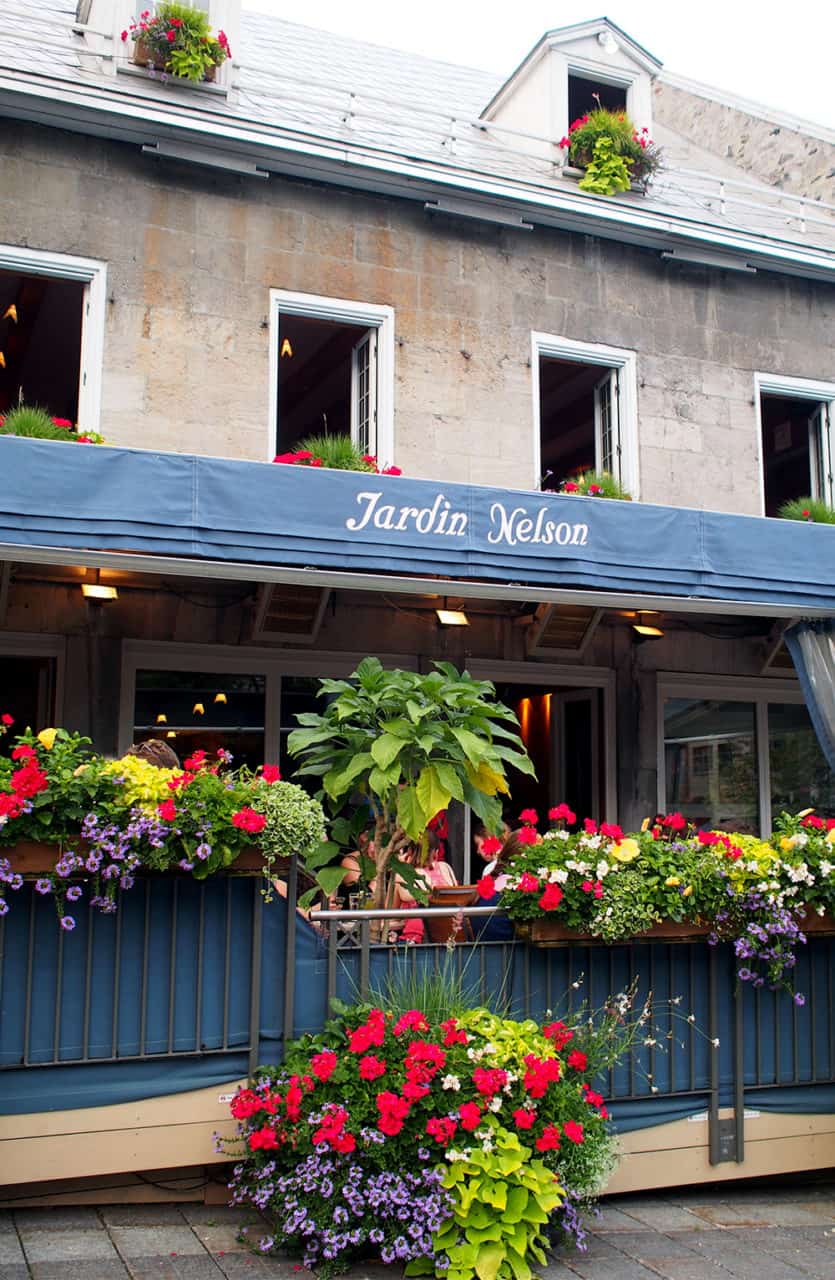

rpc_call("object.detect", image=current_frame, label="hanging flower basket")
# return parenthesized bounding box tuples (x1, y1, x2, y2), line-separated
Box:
(132, 35, 217, 81)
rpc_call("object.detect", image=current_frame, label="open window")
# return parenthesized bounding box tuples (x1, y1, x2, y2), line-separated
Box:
(0, 246, 106, 428)
(567, 72, 627, 122)
(757, 376, 835, 516)
(533, 334, 637, 494)
(270, 291, 394, 463)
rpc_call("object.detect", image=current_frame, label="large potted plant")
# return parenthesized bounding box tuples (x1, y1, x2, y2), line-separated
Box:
(122, 3, 231, 83)
(287, 658, 534, 913)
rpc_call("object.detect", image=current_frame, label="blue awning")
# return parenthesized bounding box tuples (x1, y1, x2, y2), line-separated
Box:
(2, 437, 835, 610)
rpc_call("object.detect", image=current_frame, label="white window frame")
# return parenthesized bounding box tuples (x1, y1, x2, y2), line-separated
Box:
(269, 290, 395, 466)
(656, 672, 809, 836)
(755, 372, 835, 515)
(531, 332, 640, 498)
(0, 632, 67, 725)
(118, 640, 414, 760)
(556, 55, 653, 145)
(0, 244, 107, 433)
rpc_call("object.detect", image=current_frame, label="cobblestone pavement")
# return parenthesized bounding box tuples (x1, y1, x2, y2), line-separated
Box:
(2, 1180, 835, 1279)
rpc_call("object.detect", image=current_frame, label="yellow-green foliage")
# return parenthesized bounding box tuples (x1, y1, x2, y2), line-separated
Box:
(406, 1118, 562, 1280)
(102, 755, 177, 810)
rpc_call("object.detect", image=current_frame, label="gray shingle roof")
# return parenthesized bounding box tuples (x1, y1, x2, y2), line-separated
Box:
(1, 2, 834, 256)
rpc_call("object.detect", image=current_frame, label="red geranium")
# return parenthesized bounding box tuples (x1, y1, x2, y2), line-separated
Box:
(519, 808, 539, 825)
(262, 764, 281, 783)
(472, 1066, 508, 1097)
(513, 1107, 536, 1129)
(157, 799, 178, 821)
(663, 812, 686, 832)
(231, 807, 267, 834)
(393, 1009, 430, 1036)
(543, 1021, 573, 1051)
(567, 1049, 588, 1072)
(538, 883, 564, 912)
(517, 826, 539, 846)
(458, 1101, 482, 1131)
(310, 1050, 338, 1082)
(358, 1055, 386, 1081)
(599, 823, 623, 841)
(563, 1120, 585, 1144)
(440, 1018, 468, 1047)
(583, 818, 598, 834)
(480, 835, 503, 858)
(426, 1116, 458, 1146)
(535, 1124, 561, 1152)
(248, 1126, 280, 1151)
(476, 875, 496, 900)
(548, 803, 575, 823)
(1, 713, 13, 726)
(348, 1009, 386, 1053)
(518, 872, 540, 893)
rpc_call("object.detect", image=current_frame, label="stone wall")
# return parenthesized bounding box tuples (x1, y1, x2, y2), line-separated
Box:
(2, 121, 835, 514)
(655, 79, 835, 204)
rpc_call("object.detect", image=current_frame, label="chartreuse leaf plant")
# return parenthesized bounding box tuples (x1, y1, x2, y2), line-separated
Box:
(287, 658, 535, 909)
(406, 1118, 562, 1280)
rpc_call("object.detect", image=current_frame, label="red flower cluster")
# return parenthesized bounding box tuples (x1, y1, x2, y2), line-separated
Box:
(440, 1017, 468, 1047)
(272, 450, 402, 477)
(393, 1009, 430, 1036)
(347, 1008, 386, 1053)
(231, 807, 267, 834)
(523, 1054, 561, 1098)
(359, 1054, 387, 1081)
(1, 742, 50, 819)
(548, 803, 576, 824)
(310, 1049, 338, 1081)
(313, 1104, 356, 1154)
(543, 1020, 573, 1050)
(538, 882, 564, 911)
(426, 1115, 458, 1146)
(472, 1066, 508, 1097)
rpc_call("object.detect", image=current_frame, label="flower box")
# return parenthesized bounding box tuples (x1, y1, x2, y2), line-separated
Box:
(514, 917, 712, 948)
(4, 840, 267, 877)
(132, 36, 217, 81)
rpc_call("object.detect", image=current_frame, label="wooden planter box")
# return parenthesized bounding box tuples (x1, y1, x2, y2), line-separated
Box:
(515, 916, 712, 948)
(4, 840, 266, 877)
(132, 37, 217, 81)
(515, 910, 835, 947)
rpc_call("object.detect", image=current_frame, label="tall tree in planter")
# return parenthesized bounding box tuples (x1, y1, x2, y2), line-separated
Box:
(287, 658, 534, 909)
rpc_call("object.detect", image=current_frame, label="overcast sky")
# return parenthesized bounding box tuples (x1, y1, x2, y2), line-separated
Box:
(243, 0, 834, 132)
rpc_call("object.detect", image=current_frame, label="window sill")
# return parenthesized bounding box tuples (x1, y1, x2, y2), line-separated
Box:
(116, 62, 228, 98)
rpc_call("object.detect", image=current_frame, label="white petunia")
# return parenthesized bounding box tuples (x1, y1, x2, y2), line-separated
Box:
(442, 1074, 461, 1091)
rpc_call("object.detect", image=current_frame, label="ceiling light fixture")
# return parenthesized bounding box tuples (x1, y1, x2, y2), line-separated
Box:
(214, 692, 228, 704)
(156, 713, 168, 725)
(192, 702, 205, 716)
(166, 730, 177, 739)
(436, 597, 469, 626)
(81, 568, 118, 600)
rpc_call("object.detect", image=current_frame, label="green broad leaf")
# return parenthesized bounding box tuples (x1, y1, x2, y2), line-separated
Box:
(449, 1242, 479, 1269)
(416, 733, 437, 754)
(286, 726, 337, 753)
(191, 858, 211, 881)
(371, 733, 406, 769)
(369, 763, 402, 795)
(450, 726, 489, 764)
(505, 1245, 532, 1280)
(462, 780, 503, 830)
(433, 1224, 460, 1251)
(315, 864, 348, 897)
(485, 1179, 507, 1211)
(323, 751, 374, 799)
(397, 785, 426, 841)
(467, 1223, 503, 1244)
(404, 1261, 434, 1277)
(355, 656, 384, 685)
(297, 887, 319, 910)
(406, 698, 425, 724)
(491, 744, 537, 777)
(474, 1242, 505, 1280)
(293, 711, 326, 727)
(431, 760, 465, 801)
(303, 840, 341, 870)
(380, 717, 414, 739)
(503, 1186, 529, 1224)
(462, 1204, 491, 1230)
(416, 765, 452, 822)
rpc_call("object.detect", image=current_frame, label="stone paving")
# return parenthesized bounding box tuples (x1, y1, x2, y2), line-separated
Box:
(2, 1179, 835, 1279)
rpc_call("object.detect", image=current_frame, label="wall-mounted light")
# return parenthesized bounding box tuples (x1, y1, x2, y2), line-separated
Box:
(81, 569, 117, 601)
(597, 29, 619, 54)
(156, 713, 168, 725)
(166, 730, 177, 739)
(192, 702, 205, 716)
(280, 337, 293, 358)
(214, 692, 228, 705)
(632, 612, 664, 638)
(436, 597, 469, 626)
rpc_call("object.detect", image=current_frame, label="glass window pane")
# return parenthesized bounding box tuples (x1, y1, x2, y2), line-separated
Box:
(279, 675, 322, 781)
(134, 670, 265, 769)
(664, 698, 759, 833)
(769, 702, 835, 817)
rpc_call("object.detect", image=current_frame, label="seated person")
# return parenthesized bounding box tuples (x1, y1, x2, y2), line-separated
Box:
(473, 828, 535, 943)
(394, 832, 458, 944)
(340, 828, 377, 896)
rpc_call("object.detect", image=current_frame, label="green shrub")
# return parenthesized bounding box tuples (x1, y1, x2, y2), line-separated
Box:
(0, 406, 71, 440)
(778, 496, 835, 524)
(298, 433, 378, 471)
(563, 107, 661, 186)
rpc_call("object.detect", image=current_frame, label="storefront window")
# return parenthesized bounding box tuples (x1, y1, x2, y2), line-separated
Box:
(0, 656, 57, 755)
(769, 702, 835, 816)
(133, 670, 266, 768)
(664, 699, 759, 834)
(279, 675, 322, 780)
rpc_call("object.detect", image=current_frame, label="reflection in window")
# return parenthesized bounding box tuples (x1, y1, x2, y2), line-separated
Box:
(769, 703, 835, 817)
(134, 671, 266, 769)
(664, 699, 759, 834)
